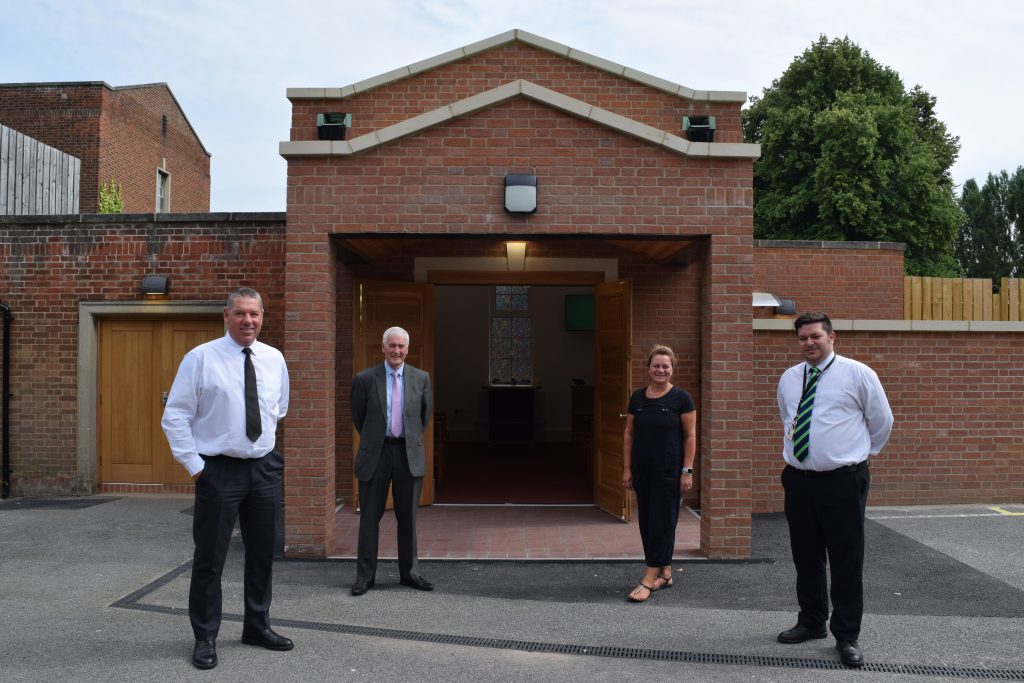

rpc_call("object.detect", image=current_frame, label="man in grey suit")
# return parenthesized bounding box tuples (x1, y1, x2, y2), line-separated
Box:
(350, 326, 434, 596)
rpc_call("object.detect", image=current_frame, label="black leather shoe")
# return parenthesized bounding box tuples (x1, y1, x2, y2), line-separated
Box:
(192, 639, 217, 669)
(400, 573, 434, 591)
(836, 640, 864, 667)
(777, 624, 828, 644)
(241, 627, 294, 651)
(351, 577, 375, 596)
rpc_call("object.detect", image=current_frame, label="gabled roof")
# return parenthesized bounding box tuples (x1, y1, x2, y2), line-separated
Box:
(279, 80, 759, 160)
(287, 29, 746, 103)
(0, 81, 210, 156)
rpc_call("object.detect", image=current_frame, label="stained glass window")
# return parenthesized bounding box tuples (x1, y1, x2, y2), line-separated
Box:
(490, 286, 532, 384)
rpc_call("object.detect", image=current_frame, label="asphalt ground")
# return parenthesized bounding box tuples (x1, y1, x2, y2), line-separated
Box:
(1, 496, 1022, 682)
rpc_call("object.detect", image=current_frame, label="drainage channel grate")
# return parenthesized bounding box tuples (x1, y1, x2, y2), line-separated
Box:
(114, 561, 1024, 680)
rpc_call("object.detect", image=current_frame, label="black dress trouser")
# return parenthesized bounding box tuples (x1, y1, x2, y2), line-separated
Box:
(189, 450, 283, 641)
(356, 440, 422, 582)
(782, 463, 870, 642)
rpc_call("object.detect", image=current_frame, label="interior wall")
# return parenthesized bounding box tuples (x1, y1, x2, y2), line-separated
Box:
(435, 285, 596, 442)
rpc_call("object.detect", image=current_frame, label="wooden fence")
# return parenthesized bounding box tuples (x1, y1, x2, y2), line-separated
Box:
(0, 124, 80, 215)
(904, 276, 1024, 321)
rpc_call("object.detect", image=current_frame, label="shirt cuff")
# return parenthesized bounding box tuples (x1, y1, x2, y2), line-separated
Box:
(181, 454, 205, 477)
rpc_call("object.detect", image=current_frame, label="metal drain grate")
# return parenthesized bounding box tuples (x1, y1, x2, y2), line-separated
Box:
(114, 561, 1024, 680)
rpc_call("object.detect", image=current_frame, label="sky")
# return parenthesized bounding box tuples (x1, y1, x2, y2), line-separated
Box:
(1, 0, 1021, 212)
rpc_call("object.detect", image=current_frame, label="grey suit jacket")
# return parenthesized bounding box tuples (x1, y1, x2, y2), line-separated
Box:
(351, 362, 432, 481)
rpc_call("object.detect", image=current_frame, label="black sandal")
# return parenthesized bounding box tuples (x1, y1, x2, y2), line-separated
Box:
(653, 572, 674, 589)
(627, 582, 656, 602)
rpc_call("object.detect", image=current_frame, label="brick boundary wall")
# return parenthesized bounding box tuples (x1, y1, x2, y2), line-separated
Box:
(0, 212, 285, 495)
(752, 325, 1024, 512)
(753, 240, 906, 320)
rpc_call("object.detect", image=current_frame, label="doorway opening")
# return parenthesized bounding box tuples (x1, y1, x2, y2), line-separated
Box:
(433, 284, 595, 504)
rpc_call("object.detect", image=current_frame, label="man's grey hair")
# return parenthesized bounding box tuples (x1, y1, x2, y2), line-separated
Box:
(382, 326, 410, 345)
(226, 287, 264, 311)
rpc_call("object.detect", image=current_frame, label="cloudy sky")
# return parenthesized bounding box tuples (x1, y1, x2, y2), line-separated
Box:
(2, 0, 1020, 211)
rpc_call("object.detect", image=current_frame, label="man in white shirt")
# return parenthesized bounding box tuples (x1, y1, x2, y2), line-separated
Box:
(775, 312, 893, 668)
(162, 287, 292, 669)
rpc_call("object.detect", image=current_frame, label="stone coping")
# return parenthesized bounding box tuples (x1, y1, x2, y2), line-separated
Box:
(754, 319, 1024, 332)
(280, 80, 760, 160)
(286, 29, 747, 104)
(754, 239, 906, 252)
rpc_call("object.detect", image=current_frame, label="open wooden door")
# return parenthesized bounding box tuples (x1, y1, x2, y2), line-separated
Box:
(593, 280, 632, 521)
(99, 318, 223, 485)
(353, 280, 435, 508)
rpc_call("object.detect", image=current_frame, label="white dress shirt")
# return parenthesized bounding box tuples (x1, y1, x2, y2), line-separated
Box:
(777, 353, 893, 471)
(162, 333, 289, 476)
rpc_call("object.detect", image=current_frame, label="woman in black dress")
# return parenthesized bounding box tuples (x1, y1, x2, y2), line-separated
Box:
(623, 344, 697, 602)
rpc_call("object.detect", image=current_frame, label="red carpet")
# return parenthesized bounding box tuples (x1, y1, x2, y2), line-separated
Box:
(435, 442, 592, 504)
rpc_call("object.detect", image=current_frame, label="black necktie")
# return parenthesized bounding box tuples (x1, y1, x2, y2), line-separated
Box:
(243, 347, 261, 442)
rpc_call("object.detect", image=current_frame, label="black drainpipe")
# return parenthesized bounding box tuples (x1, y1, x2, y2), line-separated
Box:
(0, 302, 10, 498)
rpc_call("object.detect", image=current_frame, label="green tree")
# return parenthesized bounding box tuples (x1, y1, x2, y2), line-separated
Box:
(743, 36, 963, 275)
(957, 168, 1024, 279)
(98, 179, 123, 214)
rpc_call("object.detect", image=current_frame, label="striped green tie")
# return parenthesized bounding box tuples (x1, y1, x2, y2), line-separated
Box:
(792, 366, 821, 462)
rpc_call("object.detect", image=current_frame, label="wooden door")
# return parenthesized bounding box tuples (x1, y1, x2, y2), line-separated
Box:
(593, 280, 632, 521)
(99, 318, 223, 484)
(353, 281, 435, 508)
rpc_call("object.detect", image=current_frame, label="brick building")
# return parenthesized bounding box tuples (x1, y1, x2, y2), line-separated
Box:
(0, 81, 210, 213)
(0, 31, 1020, 561)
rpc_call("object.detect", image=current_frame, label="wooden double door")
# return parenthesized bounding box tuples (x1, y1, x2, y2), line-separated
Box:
(355, 279, 633, 520)
(98, 318, 223, 485)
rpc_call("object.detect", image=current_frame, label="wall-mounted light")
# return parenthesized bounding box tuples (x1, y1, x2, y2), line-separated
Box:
(775, 298, 797, 316)
(682, 115, 716, 143)
(141, 275, 170, 297)
(504, 174, 537, 214)
(506, 242, 527, 271)
(317, 113, 352, 141)
(752, 292, 781, 307)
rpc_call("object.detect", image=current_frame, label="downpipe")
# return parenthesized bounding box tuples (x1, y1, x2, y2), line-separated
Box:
(0, 302, 10, 498)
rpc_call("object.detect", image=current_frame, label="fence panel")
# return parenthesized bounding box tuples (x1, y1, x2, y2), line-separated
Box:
(904, 276, 1024, 320)
(0, 124, 79, 215)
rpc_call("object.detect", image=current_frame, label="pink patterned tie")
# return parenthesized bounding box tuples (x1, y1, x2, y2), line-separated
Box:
(390, 371, 403, 437)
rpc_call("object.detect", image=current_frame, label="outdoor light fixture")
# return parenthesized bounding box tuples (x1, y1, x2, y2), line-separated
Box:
(317, 113, 352, 141)
(752, 291, 782, 307)
(682, 116, 716, 143)
(775, 298, 797, 316)
(140, 275, 170, 296)
(504, 174, 537, 214)
(506, 241, 527, 271)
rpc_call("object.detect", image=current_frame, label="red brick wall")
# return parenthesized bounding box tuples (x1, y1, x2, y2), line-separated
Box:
(752, 329, 1024, 511)
(0, 83, 210, 213)
(291, 43, 744, 144)
(754, 241, 906, 319)
(285, 40, 755, 558)
(0, 214, 285, 495)
(0, 84, 103, 210)
(100, 86, 211, 213)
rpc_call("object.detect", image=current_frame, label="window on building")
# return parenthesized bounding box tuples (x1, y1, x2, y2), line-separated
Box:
(490, 285, 532, 384)
(156, 169, 170, 213)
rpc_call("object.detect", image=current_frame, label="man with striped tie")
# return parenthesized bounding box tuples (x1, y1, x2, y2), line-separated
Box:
(775, 312, 893, 668)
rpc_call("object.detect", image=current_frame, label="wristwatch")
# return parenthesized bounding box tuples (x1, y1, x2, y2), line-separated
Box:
(681, 467, 694, 475)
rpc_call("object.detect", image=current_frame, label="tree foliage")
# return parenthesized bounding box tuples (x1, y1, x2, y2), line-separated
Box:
(743, 36, 964, 275)
(98, 179, 123, 214)
(957, 168, 1024, 279)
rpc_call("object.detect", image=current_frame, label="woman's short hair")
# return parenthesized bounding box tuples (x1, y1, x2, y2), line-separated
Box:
(646, 344, 676, 367)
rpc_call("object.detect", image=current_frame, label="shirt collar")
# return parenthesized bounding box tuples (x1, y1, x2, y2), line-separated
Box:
(385, 362, 404, 376)
(810, 352, 836, 371)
